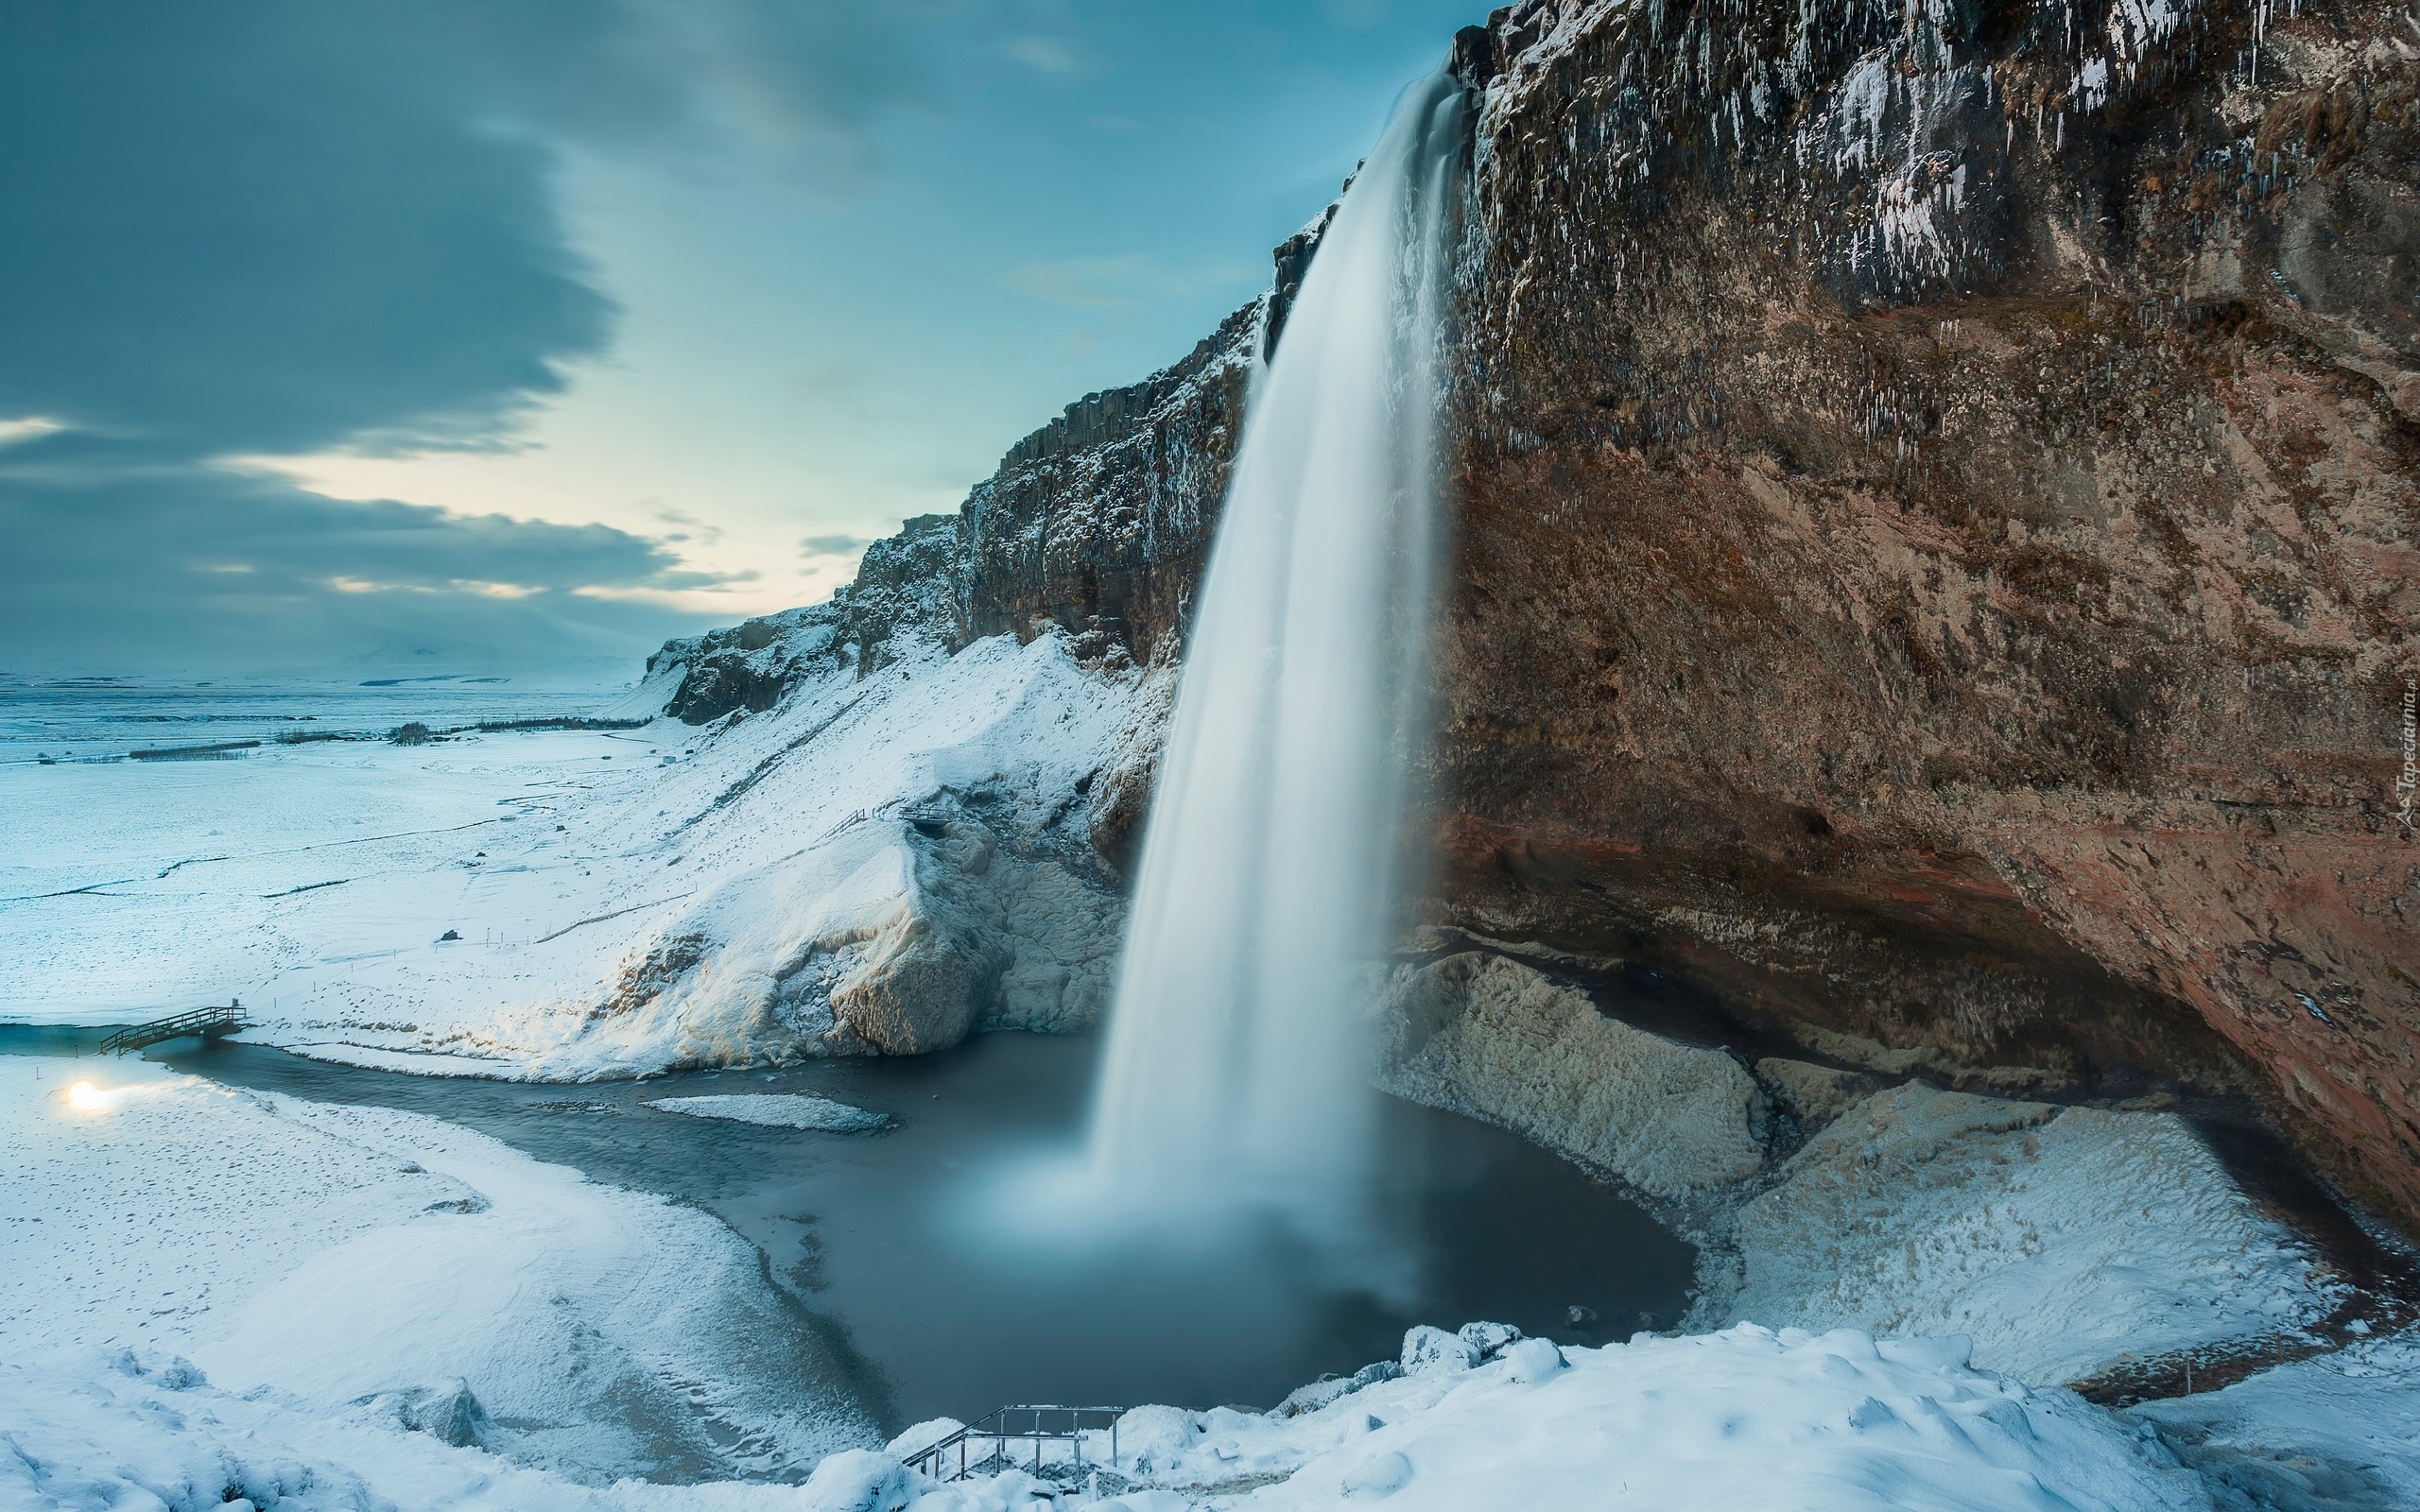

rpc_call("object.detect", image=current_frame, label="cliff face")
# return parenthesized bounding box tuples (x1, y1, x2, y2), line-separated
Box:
(653, 307, 1255, 724)
(1434, 0, 2418, 1222)
(653, 0, 2418, 1227)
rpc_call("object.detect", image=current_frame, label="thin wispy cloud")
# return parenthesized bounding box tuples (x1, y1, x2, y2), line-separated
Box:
(1004, 34, 1087, 78)
(1321, 0, 1393, 30)
(800, 534, 873, 558)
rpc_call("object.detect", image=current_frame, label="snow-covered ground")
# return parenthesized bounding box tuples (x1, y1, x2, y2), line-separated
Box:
(9, 1048, 2417, 1512)
(0, 1056, 871, 1493)
(1375, 951, 2356, 1388)
(1, 625, 1147, 1079)
(1706, 1082, 2350, 1385)
(2130, 1330, 2420, 1507)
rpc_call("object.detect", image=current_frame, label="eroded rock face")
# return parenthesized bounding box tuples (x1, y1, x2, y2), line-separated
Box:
(952, 303, 1259, 664)
(1428, 0, 2419, 1222)
(651, 608, 840, 725)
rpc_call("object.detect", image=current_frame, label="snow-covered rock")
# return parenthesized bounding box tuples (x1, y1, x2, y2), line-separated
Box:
(1453, 1321, 1519, 1359)
(1397, 1326, 1478, 1377)
(799, 1448, 915, 1511)
(354, 1377, 492, 1448)
(1374, 952, 1769, 1202)
(2126, 1329, 2420, 1508)
(1496, 1337, 1566, 1383)
(1704, 1081, 2345, 1384)
(1754, 1057, 1877, 1137)
(1337, 1449, 1411, 1500)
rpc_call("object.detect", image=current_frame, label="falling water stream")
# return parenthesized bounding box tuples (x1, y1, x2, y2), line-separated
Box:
(1090, 72, 1470, 1225)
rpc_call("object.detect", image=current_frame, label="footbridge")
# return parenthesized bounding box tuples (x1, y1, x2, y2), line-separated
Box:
(901, 1405, 1126, 1485)
(96, 1002, 249, 1056)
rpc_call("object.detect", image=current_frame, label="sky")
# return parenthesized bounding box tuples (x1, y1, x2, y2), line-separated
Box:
(0, 0, 1483, 679)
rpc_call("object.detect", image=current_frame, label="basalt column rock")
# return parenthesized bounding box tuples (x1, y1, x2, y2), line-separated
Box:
(1432, 0, 2419, 1223)
(952, 302, 1260, 664)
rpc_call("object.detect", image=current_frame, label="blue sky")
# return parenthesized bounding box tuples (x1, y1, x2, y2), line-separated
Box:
(0, 1, 1480, 676)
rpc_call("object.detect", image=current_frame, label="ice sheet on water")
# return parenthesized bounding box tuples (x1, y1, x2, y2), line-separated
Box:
(643, 1092, 892, 1132)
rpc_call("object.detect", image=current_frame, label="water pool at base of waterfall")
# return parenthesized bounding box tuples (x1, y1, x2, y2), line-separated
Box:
(10, 1027, 1695, 1433)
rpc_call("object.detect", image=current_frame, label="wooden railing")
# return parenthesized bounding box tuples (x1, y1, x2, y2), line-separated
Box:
(901, 1405, 1126, 1484)
(97, 1003, 248, 1056)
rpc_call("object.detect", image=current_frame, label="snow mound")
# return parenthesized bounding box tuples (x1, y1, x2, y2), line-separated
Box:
(1070, 1323, 2208, 1511)
(643, 1092, 891, 1132)
(1708, 1081, 2346, 1383)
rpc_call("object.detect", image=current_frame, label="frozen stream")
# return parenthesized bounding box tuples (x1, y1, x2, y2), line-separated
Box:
(5, 1025, 1693, 1435)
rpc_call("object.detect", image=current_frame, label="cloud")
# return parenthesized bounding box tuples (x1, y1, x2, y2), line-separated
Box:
(422, 0, 929, 193)
(1004, 34, 1086, 78)
(0, 450, 733, 673)
(653, 507, 727, 546)
(0, 5, 614, 459)
(801, 534, 874, 558)
(0, 419, 64, 450)
(0, 1, 923, 674)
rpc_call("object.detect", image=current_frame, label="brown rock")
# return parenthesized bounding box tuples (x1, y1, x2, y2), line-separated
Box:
(1426, 0, 2420, 1228)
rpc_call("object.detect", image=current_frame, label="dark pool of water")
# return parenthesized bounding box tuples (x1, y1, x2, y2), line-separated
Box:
(9, 1026, 1694, 1433)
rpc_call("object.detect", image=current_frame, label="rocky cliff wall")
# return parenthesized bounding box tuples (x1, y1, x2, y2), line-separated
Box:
(1431, 0, 2418, 1225)
(648, 0, 2418, 1228)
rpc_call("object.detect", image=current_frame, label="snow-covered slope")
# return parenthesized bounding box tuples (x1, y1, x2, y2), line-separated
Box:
(1709, 1082, 2349, 1386)
(0, 1057, 871, 1487)
(1, 622, 1149, 1080)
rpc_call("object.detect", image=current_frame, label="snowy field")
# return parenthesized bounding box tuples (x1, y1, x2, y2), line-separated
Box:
(1, 625, 1147, 1077)
(0, 1057, 871, 1490)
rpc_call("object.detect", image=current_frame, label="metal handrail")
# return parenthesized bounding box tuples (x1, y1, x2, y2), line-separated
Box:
(96, 1003, 247, 1057)
(901, 1404, 1127, 1484)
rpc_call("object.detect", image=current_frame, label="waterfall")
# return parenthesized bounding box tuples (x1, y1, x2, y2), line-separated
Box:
(1089, 71, 1468, 1228)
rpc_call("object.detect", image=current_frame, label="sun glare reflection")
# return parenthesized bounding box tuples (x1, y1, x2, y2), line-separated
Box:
(60, 1077, 182, 1113)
